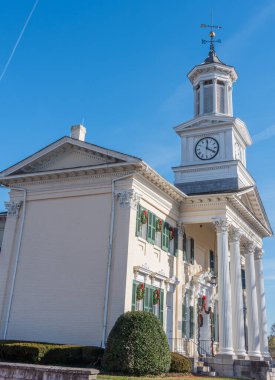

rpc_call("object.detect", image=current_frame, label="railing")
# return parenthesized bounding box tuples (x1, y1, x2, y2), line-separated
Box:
(168, 338, 214, 358)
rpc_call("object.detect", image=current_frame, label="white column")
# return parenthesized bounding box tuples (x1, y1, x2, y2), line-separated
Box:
(244, 242, 261, 358)
(254, 249, 270, 359)
(214, 219, 234, 356)
(229, 228, 246, 357)
(175, 224, 184, 352)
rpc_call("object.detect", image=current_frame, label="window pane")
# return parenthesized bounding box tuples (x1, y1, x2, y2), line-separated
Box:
(204, 86, 213, 113)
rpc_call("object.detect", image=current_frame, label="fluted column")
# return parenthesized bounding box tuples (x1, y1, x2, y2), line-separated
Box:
(244, 242, 261, 358)
(214, 219, 234, 356)
(229, 228, 246, 357)
(254, 249, 270, 358)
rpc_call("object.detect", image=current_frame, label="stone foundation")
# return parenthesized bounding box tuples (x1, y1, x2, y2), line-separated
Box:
(0, 362, 99, 380)
(207, 357, 270, 380)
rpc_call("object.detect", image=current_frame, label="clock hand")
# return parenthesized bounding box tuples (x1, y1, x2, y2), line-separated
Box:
(206, 147, 216, 153)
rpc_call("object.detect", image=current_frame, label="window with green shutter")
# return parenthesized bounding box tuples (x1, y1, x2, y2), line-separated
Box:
(189, 305, 194, 338)
(147, 211, 156, 244)
(132, 281, 137, 311)
(190, 238, 195, 264)
(182, 303, 186, 337)
(162, 222, 169, 252)
(210, 250, 215, 273)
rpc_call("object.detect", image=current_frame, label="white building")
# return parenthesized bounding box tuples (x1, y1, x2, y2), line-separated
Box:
(0, 43, 272, 377)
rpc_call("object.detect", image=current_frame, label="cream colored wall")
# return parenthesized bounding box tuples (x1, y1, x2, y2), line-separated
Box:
(4, 191, 111, 345)
(184, 223, 216, 276)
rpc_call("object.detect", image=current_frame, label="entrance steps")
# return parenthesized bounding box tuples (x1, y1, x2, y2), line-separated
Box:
(194, 359, 216, 377)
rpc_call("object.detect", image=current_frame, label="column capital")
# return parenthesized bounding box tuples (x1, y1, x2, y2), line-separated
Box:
(255, 247, 264, 260)
(176, 222, 185, 236)
(213, 218, 229, 233)
(244, 241, 256, 256)
(229, 226, 242, 243)
(4, 201, 22, 217)
(116, 189, 141, 209)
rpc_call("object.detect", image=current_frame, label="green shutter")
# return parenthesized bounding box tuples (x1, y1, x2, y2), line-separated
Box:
(136, 204, 141, 237)
(212, 304, 216, 341)
(182, 303, 186, 337)
(190, 238, 195, 264)
(174, 227, 178, 256)
(147, 212, 156, 244)
(160, 289, 164, 325)
(162, 222, 169, 252)
(132, 281, 137, 311)
(210, 250, 215, 273)
(190, 305, 194, 338)
(183, 233, 187, 261)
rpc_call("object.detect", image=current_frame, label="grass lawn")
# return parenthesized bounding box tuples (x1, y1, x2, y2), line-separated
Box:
(98, 375, 239, 380)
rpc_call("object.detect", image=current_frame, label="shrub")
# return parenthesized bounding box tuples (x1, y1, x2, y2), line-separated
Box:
(170, 352, 192, 373)
(42, 346, 104, 367)
(102, 311, 171, 375)
(0, 341, 104, 367)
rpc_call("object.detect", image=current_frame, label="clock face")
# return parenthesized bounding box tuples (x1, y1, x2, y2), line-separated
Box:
(195, 137, 219, 160)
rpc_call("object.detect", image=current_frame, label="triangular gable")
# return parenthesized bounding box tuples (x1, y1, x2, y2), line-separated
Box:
(0, 136, 141, 177)
(237, 187, 272, 234)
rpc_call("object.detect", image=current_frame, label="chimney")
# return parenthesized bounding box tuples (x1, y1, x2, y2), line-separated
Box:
(70, 124, 86, 141)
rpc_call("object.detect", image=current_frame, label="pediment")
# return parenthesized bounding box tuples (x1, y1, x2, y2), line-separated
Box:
(0, 137, 141, 177)
(237, 187, 272, 233)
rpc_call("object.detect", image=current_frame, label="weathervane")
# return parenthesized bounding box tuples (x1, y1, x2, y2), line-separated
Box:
(201, 13, 222, 53)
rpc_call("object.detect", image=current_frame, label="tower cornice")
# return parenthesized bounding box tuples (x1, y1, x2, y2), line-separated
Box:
(188, 62, 238, 84)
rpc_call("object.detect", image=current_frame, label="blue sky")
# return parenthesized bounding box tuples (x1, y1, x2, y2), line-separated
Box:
(0, 0, 275, 331)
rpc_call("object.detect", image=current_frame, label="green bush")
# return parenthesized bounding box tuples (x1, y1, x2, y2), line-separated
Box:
(102, 311, 171, 375)
(0, 341, 104, 367)
(170, 352, 192, 373)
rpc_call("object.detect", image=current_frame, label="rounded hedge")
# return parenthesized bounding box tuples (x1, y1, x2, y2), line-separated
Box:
(102, 311, 171, 375)
(170, 352, 192, 373)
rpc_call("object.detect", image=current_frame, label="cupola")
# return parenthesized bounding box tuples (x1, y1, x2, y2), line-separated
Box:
(188, 44, 238, 118)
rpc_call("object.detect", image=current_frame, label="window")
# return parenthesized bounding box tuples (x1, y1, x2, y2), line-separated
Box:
(241, 269, 246, 289)
(210, 250, 215, 273)
(131, 281, 164, 324)
(162, 222, 169, 252)
(147, 211, 156, 244)
(204, 86, 213, 113)
(136, 204, 177, 255)
(184, 237, 195, 264)
(196, 87, 200, 115)
(217, 85, 225, 113)
(182, 303, 186, 337)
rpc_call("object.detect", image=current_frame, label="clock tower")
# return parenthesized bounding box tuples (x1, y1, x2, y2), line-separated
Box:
(173, 31, 254, 195)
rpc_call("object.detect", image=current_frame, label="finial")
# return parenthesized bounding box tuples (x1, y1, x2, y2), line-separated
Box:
(201, 12, 222, 53)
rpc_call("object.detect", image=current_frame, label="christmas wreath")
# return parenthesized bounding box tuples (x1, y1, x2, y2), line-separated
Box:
(153, 289, 160, 305)
(140, 210, 148, 224)
(156, 219, 163, 232)
(169, 227, 175, 240)
(136, 283, 145, 300)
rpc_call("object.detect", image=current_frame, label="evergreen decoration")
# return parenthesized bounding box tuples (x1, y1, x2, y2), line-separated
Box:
(169, 227, 175, 240)
(102, 311, 171, 375)
(140, 210, 148, 224)
(136, 283, 145, 301)
(156, 219, 163, 232)
(153, 289, 160, 305)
